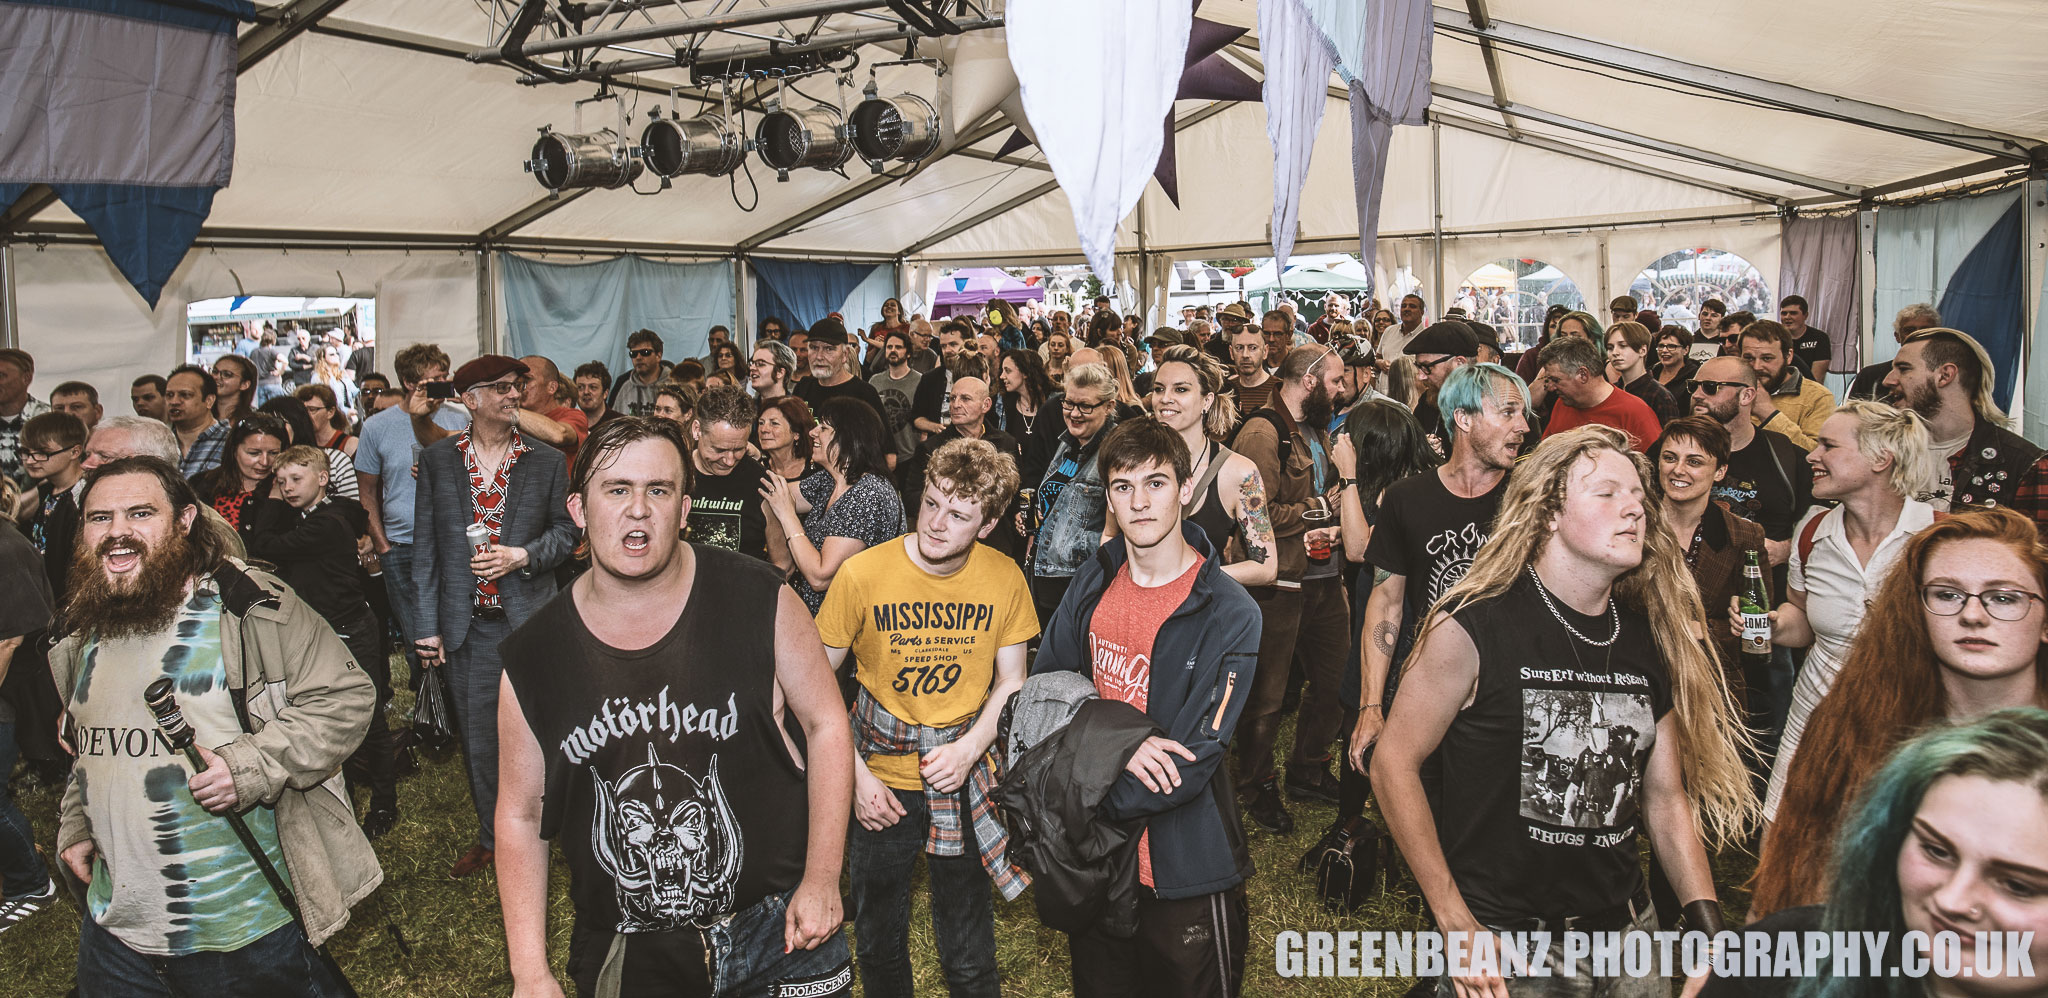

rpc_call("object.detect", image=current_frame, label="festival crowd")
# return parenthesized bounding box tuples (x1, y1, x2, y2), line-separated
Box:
(1, 288, 2046, 998)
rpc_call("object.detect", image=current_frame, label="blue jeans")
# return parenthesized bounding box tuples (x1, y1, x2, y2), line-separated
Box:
(567, 886, 852, 998)
(848, 786, 1000, 998)
(379, 542, 422, 686)
(77, 915, 353, 998)
(0, 718, 45, 899)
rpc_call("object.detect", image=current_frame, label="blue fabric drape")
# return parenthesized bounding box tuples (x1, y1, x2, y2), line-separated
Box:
(1937, 200, 2024, 411)
(499, 253, 735, 380)
(751, 259, 881, 332)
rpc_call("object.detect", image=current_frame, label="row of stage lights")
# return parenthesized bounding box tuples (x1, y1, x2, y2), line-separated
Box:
(525, 79, 942, 195)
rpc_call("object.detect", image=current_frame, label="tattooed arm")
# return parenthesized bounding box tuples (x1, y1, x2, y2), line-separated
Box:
(1347, 572, 1408, 773)
(1222, 455, 1277, 588)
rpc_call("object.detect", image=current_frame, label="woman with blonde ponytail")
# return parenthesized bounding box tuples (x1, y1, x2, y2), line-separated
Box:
(1373, 424, 1757, 998)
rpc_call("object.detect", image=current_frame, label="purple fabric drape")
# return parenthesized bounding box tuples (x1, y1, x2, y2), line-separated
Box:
(1780, 213, 1863, 371)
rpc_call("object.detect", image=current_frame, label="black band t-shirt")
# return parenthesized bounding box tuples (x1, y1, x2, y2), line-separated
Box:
(501, 545, 809, 934)
(1438, 572, 1673, 924)
(686, 456, 770, 562)
(1363, 469, 1509, 700)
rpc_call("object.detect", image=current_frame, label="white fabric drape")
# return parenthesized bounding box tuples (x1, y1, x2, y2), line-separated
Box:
(1006, 0, 1191, 281)
(1260, 0, 1334, 270)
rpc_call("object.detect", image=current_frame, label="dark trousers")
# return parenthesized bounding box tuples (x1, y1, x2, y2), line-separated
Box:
(848, 787, 1000, 998)
(1235, 577, 1350, 789)
(0, 717, 45, 899)
(332, 606, 396, 815)
(1031, 574, 1074, 631)
(444, 615, 508, 850)
(77, 917, 353, 998)
(1068, 886, 1247, 998)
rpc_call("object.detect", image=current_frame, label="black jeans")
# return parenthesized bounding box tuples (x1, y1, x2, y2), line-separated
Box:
(1068, 885, 1247, 998)
(332, 605, 396, 815)
(847, 786, 1000, 998)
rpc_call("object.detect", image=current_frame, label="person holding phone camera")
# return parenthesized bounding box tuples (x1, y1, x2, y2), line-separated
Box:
(409, 355, 578, 879)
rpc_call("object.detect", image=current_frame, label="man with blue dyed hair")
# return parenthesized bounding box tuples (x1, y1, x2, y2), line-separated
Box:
(1348, 363, 1529, 772)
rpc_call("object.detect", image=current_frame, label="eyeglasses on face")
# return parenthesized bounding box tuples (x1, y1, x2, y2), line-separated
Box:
(472, 380, 523, 397)
(1061, 398, 1111, 414)
(1921, 586, 2044, 621)
(1416, 354, 1458, 370)
(22, 445, 76, 463)
(1686, 379, 1746, 396)
(629, 348, 656, 359)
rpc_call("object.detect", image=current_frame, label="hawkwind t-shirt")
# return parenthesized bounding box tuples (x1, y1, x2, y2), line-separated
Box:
(685, 456, 770, 561)
(815, 537, 1039, 790)
(501, 546, 809, 933)
(1439, 573, 1673, 923)
(1363, 469, 1510, 696)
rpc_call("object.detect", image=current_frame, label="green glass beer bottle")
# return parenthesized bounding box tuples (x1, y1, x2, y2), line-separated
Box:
(1740, 550, 1771, 657)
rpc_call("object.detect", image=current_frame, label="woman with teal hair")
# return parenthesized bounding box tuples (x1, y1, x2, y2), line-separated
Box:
(1705, 707, 2048, 998)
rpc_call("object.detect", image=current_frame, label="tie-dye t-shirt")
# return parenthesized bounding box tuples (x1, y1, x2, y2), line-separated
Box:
(68, 587, 294, 955)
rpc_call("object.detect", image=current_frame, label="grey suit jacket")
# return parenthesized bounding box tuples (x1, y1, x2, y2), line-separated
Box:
(412, 430, 578, 652)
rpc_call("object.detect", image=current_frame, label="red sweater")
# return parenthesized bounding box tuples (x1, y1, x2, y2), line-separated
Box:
(1544, 385, 1662, 451)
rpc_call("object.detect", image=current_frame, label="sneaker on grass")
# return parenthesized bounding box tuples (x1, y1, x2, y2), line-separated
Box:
(0, 879, 56, 934)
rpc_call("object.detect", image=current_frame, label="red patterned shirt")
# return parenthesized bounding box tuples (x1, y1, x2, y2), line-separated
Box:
(460, 429, 529, 610)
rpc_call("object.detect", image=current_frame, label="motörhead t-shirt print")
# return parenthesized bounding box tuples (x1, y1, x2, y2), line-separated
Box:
(502, 544, 809, 933)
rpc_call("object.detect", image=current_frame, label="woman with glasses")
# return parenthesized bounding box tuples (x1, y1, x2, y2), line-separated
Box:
(1651, 327, 1698, 391)
(313, 344, 357, 424)
(706, 340, 743, 385)
(1747, 509, 2048, 920)
(295, 383, 358, 457)
(1733, 401, 1943, 821)
(191, 415, 290, 540)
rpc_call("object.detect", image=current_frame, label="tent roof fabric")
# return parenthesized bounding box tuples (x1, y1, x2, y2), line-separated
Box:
(12, 0, 2045, 262)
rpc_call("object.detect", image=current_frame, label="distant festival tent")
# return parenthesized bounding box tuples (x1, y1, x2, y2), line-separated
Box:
(931, 267, 1048, 316)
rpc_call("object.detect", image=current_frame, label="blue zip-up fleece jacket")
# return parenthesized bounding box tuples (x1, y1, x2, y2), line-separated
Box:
(1031, 523, 1262, 899)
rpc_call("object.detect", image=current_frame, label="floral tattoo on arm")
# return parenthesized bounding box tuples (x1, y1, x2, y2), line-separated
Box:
(1237, 468, 1274, 564)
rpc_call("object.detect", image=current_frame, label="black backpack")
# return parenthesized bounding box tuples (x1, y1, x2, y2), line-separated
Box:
(1226, 407, 1291, 465)
(1298, 816, 1399, 913)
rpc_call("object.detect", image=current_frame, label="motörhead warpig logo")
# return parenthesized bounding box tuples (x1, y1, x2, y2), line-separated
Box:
(591, 745, 743, 931)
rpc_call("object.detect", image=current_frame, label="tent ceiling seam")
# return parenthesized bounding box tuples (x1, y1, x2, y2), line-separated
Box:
(1429, 6, 2042, 163)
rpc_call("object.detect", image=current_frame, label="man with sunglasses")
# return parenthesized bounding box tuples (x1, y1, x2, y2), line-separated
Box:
(1688, 357, 1813, 569)
(1402, 321, 1479, 443)
(411, 355, 579, 879)
(607, 329, 672, 418)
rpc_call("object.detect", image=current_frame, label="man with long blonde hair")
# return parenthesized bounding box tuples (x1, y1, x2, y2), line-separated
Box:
(1373, 425, 1756, 998)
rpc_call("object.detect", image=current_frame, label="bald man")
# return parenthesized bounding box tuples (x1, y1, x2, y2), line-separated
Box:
(908, 376, 1022, 554)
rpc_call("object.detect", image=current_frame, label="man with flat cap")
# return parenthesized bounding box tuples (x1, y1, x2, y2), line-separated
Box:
(412, 354, 580, 878)
(1404, 320, 1481, 445)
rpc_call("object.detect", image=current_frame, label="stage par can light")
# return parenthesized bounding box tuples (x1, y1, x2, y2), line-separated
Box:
(528, 128, 644, 192)
(850, 93, 940, 171)
(640, 111, 745, 178)
(755, 105, 852, 181)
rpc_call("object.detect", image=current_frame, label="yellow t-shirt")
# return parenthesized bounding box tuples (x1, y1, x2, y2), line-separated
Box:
(816, 536, 1040, 790)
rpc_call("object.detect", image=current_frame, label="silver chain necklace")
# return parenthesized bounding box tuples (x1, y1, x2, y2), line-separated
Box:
(1527, 566, 1619, 647)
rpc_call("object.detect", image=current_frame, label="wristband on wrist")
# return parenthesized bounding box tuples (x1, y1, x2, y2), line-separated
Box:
(1683, 899, 1727, 936)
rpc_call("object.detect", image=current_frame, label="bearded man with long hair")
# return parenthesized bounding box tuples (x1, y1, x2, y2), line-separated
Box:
(1373, 425, 1757, 998)
(50, 457, 378, 997)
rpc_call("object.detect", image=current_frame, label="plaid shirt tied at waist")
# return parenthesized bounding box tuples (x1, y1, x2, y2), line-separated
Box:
(851, 688, 1029, 901)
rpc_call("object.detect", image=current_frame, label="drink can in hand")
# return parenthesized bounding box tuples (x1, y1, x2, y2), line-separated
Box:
(466, 523, 492, 557)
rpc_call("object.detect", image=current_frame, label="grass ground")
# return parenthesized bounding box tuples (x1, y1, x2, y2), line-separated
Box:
(1, 671, 1758, 996)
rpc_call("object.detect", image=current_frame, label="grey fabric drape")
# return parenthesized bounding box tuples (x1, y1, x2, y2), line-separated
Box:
(1779, 213, 1863, 371)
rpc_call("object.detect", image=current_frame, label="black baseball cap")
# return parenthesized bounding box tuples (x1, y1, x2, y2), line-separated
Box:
(1402, 321, 1480, 358)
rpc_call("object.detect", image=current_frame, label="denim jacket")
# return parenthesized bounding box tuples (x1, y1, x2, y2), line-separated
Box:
(1031, 423, 1116, 579)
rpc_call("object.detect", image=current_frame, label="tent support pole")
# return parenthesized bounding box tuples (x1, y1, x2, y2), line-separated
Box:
(0, 240, 16, 350)
(734, 253, 752, 346)
(477, 247, 497, 357)
(2022, 172, 2043, 430)
(1857, 207, 1878, 382)
(1431, 121, 1444, 310)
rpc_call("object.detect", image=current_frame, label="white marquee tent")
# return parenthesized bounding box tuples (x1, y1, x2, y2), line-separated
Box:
(3, 0, 2045, 430)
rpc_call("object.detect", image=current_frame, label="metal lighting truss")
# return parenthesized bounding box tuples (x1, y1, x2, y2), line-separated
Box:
(468, 0, 1003, 87)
